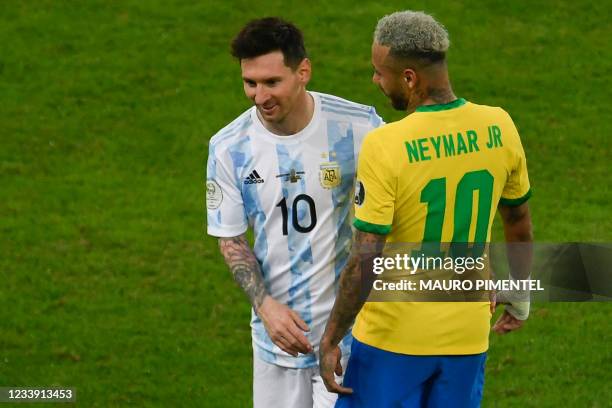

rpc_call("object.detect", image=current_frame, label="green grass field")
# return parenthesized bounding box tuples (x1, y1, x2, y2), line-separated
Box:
(1, 1, 610, 406)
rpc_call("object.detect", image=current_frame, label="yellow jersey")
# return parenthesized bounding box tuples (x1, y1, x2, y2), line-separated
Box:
(352, 98, 531, 355)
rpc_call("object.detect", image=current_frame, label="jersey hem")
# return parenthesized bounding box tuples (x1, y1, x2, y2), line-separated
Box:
(499, 189, 532, 206)
(253, 349, 319, 369)
(353, 218, 391, 235)
(352, 331, 489, 356)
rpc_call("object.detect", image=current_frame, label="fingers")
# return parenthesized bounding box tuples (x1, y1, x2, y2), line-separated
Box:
(334, 358, 343, 376)
(323, 377, 353, 395)
(502, 318, 523, 332)
(319, 345, 352, 395)
(321, 362, 352, 394)
(291, 310, 310, 332)
(288, 310, 312, 353)
(287, 324, 313, 354)
(275, 331, 309, 356)
(273, 334, 300, 357)
(492, 312, 511, 334)
(270, 321, 312, 356)
(263, 304, 313, 356)
(492, 311, 524, 335)
(492, 311, 511, 334)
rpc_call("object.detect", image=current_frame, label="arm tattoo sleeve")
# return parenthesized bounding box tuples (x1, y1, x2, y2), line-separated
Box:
(218, 235, 268, 312)
(322, 230, 387, 346)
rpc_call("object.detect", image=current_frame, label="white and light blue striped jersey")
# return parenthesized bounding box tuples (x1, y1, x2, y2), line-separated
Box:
(206, 91, 384, 368)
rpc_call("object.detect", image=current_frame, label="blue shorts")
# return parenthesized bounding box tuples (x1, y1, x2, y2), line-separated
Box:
(336, 339, 486, 408)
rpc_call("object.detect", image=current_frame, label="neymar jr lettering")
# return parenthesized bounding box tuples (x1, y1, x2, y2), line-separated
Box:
(405, 124, 504, 163)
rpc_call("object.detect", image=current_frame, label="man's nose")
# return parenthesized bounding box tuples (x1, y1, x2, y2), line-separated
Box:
(254, 85, 270, 105)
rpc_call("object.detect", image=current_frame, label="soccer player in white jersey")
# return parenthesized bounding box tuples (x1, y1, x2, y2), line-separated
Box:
(205, 17, 383, 408)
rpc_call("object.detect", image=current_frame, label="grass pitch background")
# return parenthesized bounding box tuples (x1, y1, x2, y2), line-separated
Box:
(1, 1, 610, 406)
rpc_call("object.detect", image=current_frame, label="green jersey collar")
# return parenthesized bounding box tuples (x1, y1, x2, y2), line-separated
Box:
(415, 98, 467, 112)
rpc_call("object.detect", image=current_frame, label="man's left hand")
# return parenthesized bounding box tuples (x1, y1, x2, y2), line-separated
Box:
(319, 342, 352, 394)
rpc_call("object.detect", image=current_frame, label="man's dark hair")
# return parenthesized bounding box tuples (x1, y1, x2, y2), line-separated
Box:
(231, 17, 307, 69)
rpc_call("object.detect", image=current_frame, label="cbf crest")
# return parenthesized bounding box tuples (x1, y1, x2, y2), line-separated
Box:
(319, 162, 341, 189)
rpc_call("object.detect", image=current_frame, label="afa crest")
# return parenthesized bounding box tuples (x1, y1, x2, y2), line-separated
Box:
(319, 162, 341, 189)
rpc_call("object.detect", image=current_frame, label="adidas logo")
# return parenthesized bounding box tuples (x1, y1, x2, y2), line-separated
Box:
(244, 169, 264, 184)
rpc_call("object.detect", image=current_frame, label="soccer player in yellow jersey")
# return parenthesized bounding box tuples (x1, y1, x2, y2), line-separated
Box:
(319, 10, 533, 407)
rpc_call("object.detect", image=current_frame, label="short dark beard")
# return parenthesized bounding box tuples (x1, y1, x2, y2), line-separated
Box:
(390, 91, 408, 111)
(396, 87, 427, 112)
(378, 83, 409, 111)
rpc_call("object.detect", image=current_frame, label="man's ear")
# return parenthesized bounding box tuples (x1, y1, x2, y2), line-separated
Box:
(297, 58, 312, 84)
(403, 68, 417, 89)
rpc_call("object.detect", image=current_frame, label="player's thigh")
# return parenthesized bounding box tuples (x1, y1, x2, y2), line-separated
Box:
(311, 353, 349, 408)
(253, 356, 313, 408)
(336, 339, 437, 408)
(426, 353, 487, 408)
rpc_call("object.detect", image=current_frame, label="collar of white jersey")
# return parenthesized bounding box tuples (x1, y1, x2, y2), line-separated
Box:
(250, 91, 321, 145)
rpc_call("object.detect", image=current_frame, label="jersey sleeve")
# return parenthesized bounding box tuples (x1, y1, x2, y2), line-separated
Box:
(500, 113, 531, 206)
(369, 106, 385, 128)
(206, 142, 248, 237)
(354, 131, 396, 234)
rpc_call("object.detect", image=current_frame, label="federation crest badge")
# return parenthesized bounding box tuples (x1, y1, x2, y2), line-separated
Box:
(206, 180, 223, 210)
(319, 162, 341, 189)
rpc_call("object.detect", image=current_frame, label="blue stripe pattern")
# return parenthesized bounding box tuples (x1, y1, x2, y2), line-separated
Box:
(275, 144, 314, 312)
(321, 106, 371, 120)
(320, 95, 371, 112)
(229, 136, 272, 283)
(326, 121, 356, 286)
(227, 135, 276, 363)
(275, 144, 315, 367)
(320, 94, 383, 126)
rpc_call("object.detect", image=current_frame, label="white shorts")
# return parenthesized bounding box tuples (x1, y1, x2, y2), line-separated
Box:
(253, 354, 348, 408)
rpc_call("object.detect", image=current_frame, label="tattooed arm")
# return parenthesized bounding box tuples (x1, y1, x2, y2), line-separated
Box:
(218, 235, 267, 312)
(492, 202, 533, 334)
(319, 230, 387, 393)
(218, 235, 313, 356)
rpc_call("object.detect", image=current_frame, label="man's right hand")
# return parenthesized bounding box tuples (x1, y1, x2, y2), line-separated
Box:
(492, 309, 525, 334)
(258, 296, 313, 357)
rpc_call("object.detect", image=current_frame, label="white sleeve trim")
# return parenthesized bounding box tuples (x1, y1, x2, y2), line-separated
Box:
(207, 223, 248, 238)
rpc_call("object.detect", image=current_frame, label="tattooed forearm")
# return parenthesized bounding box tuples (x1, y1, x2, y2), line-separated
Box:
(218, 235, 268, 312)
(322, 230, 387, 346)
(323, 254, 363, 346)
